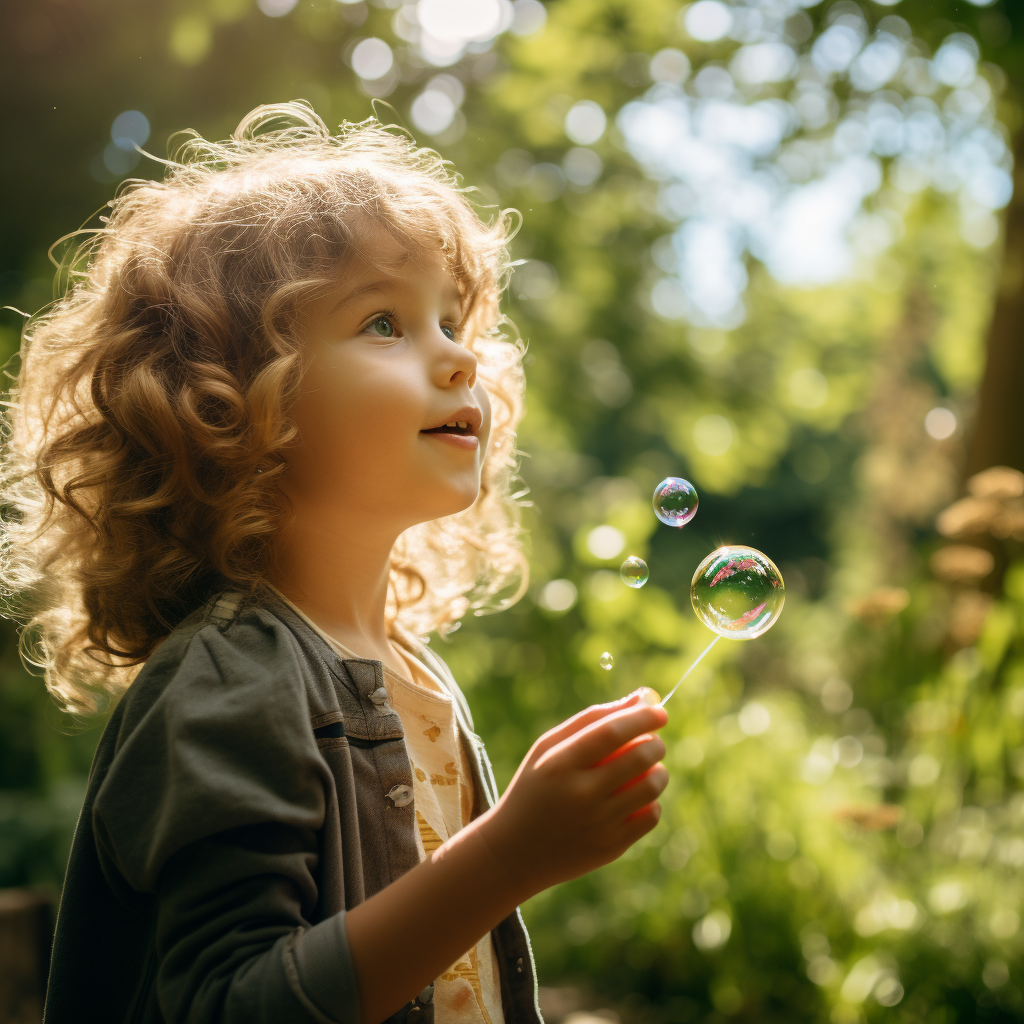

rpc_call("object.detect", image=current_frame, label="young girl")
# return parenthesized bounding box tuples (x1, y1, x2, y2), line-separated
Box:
(4, 100, 669, 1024)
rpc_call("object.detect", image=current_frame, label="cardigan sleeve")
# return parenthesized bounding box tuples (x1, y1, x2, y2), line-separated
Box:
(91, 611, 361, 1024)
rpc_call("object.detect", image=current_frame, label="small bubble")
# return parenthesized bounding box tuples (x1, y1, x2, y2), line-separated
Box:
(690, 545, 785, 639)
(620, 555, 649, 588)
(599, 651, 614, 670)
(653, 477, 698, 527)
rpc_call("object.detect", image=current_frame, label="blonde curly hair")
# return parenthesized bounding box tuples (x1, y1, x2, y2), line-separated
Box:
(0, 100, 529, 717)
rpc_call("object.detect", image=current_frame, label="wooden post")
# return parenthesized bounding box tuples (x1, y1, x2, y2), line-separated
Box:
(0, 889, 54, 1024)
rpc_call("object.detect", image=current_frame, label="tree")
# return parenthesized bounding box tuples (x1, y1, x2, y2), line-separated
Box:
(899, 1, 1024, 480)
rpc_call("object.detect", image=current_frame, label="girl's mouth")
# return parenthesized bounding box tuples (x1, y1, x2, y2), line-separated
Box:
(420, 425, 479, 451)
(422, 420, 473, 436)
(417, 428, 477, 452)
(420, 410, 481, 450)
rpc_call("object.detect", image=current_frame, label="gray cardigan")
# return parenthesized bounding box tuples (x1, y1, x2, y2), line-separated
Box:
(42, 587, 544, 1024)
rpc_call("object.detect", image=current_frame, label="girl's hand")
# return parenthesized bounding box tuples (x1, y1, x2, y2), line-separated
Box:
(474, 690, 670, 901)
(343, 687, 667, 1022)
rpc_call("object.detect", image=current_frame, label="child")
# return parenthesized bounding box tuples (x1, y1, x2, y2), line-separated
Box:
(4, 100, 669, 1024)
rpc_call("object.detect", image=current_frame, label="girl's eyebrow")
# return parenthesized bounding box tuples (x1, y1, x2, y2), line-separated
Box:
(327, 279, 463, 317)
(327, 281, 390, 316)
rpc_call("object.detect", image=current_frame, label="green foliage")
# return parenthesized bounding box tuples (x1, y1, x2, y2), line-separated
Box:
(2, 0, 1023, 1020)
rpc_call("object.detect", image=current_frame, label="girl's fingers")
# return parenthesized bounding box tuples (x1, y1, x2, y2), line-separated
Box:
(553, 703, 668, 771)
(623, 800, 662, 829)
(531, 691, 642, 762)
(608, 801, 662, 858)
(634, 686, 661, 707)
(607, 763, 669, 820)
(592, 735, 666, 792)
(589, 730, 662, 770)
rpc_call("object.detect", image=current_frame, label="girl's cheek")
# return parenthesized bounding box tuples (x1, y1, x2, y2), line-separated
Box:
(473, 379, 493, 448)
(341, 357, 420, 425)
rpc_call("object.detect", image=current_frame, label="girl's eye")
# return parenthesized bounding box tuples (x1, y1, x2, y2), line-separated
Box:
(366, 316, 396, 338)
(441, 325, 456, 341)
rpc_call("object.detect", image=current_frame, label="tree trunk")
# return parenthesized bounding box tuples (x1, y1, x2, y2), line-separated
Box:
(964, 126, 1024, 478)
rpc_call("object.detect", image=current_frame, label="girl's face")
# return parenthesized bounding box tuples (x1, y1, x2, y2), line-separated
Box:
(280, 229, 492, 534)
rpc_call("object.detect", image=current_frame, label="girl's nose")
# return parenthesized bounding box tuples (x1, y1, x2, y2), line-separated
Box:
(433, 330, 478, 388)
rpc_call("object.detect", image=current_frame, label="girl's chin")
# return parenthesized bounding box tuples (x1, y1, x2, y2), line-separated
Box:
(422, 482, 482, 520)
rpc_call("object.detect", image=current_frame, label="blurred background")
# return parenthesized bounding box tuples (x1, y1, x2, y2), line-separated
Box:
(3, 0, 1024, 1021)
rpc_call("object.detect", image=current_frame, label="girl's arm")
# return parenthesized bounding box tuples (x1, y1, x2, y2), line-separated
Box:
(344, 691, 669, 1024)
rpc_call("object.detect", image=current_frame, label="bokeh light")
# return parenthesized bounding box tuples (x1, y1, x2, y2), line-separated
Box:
(537, 578, 577, 613)
(257, 0, 299, 16)
(564, 101, 606, 146)
(586, 525, 626, 560)
(350, 38, 394, 80)
(415, 0, 511, 63)
(684, 1, 733, 43)
(110, 110, 149, 150)
(692, 414, 734, 456)
(410, 75, 464, 136)
(509, 0, 546, 37)
(925, 406, 958, 440)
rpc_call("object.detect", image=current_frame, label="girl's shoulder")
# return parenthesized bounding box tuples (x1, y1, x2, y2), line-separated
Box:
(92, 591, 331, 895)
(115, 589, 307, 736)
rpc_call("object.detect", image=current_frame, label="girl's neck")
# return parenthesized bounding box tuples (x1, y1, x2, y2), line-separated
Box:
(266, 510, 406, 676)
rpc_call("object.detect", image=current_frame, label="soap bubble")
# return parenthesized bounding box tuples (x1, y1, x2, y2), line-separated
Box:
(599, 651, 614, 670)
(653, 477, 698, 527)
(620, 555, 649, 588)
(691, 545, 785, 639)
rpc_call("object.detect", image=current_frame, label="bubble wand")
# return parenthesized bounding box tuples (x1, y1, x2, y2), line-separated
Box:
(662, 545, 785, 709)
(616, 479, 785, 709)
(659, 635, 720, 709)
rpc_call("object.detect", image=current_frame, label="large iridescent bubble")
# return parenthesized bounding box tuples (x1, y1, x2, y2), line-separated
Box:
(690, 545, 785, 640)
(653, 477, 698, 527)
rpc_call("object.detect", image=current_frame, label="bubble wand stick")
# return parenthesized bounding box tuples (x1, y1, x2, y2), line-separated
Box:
(659, 635, 720, 709)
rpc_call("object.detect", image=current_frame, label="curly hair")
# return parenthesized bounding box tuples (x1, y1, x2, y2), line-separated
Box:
(0, 100, 529, 718)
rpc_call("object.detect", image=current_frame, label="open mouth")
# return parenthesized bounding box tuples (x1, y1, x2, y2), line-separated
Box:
(421, 420, 474, 436)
